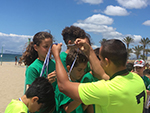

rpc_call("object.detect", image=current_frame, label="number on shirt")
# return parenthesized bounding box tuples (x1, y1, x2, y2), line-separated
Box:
(136, 91, 145, 104)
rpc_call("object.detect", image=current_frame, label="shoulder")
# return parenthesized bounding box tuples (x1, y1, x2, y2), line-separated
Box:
(80, 72, 94, 83)
(60, 52, 67, 58)
(5, 99, 28, 113)
(49, 59, 56, 64)
(28, 59, 43, 67)
(79, 80, 107, 94)
(55, 85, 72, 107)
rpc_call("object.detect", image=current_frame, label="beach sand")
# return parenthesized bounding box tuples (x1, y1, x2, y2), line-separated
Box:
(0, 62, 26, 113)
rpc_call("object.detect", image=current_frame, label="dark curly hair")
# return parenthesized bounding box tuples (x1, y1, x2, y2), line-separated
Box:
(61, 25, 86, 45)
(20, 31, 53, 66)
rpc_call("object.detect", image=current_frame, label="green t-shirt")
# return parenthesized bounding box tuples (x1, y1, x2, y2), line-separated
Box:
(54, 85, 84, 113)
(60, 52, 68, 72)
(84, 62, 91, 74)
(79, 72, 147, 113)
(5, 99, 28, 113)
(60, 52, 91, 73)
(25, 59, 56, 89)
(80, 72, 98, 83)
(142, 75, 150, 90)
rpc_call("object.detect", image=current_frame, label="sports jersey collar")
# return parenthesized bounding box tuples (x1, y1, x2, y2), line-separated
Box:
(110, 69, 128, 80)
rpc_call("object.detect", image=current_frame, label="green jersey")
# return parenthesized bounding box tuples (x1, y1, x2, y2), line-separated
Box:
(79, 71, 146, 113)
(54, 85, 84, 113)
(80, 72, 98, 83)
(25, 59, 57, 89)
(5, 99, 28, 113)
(142, 75, 150, 90)
(60, 52, 68, 72)
(84, 62, 91, 74)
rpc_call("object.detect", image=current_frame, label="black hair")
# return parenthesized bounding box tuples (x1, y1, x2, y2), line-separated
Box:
(66, 48, 88, 67)
(25, 77, 55, 113)
(21, 31, 53, 66)
(94, 47, 100, 60)
(143, 69, 150, 76)
(101, 39, 127, 67)
(126, 62, 134, 72)
(61, 25, 86, 45)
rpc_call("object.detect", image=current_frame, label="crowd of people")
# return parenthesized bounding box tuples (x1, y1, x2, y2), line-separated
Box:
(5, 25, 150, 113)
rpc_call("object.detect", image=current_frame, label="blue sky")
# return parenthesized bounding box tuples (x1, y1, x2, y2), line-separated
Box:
(0, 0, 150, 56)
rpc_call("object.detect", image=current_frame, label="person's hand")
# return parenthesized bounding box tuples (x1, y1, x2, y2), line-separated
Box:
(74, 38, 91, 57)
(47, 70, 57, 83)
(51, 43, 62, 57)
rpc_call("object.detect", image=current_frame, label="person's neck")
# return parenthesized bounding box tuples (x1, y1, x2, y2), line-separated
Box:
(21, 95, 29, 108)
(65, 49, 70, 54)
(138, 73, 144, 77)
(37, 57, 45, 61)
(109, 66, 127, 78)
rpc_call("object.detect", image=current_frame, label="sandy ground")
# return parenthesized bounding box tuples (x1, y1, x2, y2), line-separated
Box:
(0, 62, 26, 113)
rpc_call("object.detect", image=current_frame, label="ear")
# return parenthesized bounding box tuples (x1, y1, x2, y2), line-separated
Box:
(31, 96, 39, 103)
(105, 58, 110, 67)
(34, 44, 38, 52)
(67, 65, 70, 72)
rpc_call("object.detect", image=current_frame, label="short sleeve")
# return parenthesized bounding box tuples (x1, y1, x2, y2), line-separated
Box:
(25, 66, 39, 85)
(78, 80, 109, 106)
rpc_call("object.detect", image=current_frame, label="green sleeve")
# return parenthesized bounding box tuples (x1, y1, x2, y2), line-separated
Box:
(60, 52, 68, 72)
(84, 62, 91, 73)
(80, 72, 99, 83)
(25, 66, 39, 85)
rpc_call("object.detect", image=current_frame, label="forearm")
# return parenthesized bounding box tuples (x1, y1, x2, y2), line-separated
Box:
(88, 47, 109, 80)
(52, 44, 82, 103)
(55, 55, 69, 91)
(63, 101, 81, 113)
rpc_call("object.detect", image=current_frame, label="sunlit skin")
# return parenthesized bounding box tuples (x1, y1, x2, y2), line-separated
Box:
(34, 38, 53, 61)
(134, 66, 145, 77)
(20, 95, 43, 112)
(69, 63, 87, 82)
(99, 47, 110, 76)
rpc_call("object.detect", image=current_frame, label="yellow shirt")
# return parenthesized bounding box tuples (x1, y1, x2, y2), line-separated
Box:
(5, 99, 28, 113)
(79, 72, 146, 113)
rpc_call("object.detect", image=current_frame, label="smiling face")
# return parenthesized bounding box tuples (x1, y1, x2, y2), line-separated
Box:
(70, 62, 87, 81)
(34, 38, 52, 61)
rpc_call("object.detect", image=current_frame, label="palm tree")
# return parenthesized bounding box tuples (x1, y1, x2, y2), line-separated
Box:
(99, 38, 107, 45)
(132, 45, 143, 59)
(122, 36, 134, 59)
(140, 37, 150, 60)
(145, 48, 150, 60)
(122, 36, 134, 50)
(128, 48, 133, 58)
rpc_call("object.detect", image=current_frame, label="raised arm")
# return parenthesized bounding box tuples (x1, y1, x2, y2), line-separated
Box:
(51, 43, 82, 102)
(75, 38, 109, 80)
